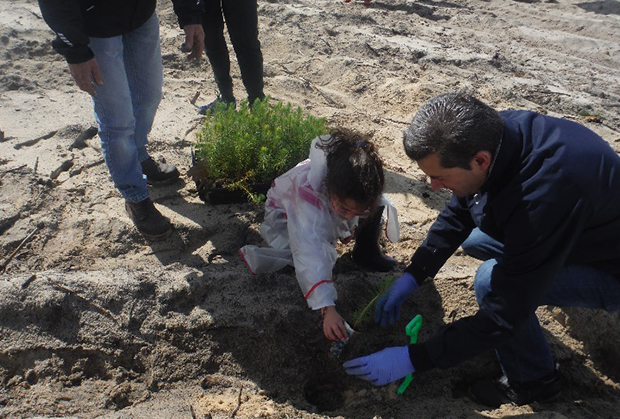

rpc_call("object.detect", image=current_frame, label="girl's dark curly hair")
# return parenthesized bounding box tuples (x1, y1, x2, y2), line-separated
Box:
(317, 128, 385, 209)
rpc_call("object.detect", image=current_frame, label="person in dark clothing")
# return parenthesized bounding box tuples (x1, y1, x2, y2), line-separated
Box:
(37, 0, 204, 240)
(344, 93, 620, 408)
(198, 0, 265, 114)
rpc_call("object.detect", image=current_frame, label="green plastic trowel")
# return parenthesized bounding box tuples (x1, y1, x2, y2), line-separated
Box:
(397, 314, 423, 395)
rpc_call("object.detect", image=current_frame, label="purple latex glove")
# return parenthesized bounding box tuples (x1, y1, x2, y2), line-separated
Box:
(343, 346, 414, 386)
(374, 272, 419, 327)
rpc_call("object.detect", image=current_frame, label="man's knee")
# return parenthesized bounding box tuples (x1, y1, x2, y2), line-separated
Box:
(461, 237, 480, 259)
(462, 228, 504, 261)
(473, 259, 497, 305)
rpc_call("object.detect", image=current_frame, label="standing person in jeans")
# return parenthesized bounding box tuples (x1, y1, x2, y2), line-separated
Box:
(37, 0, 205, 240)
(344, 93, 620, 408)
(198, 0, 265, 114)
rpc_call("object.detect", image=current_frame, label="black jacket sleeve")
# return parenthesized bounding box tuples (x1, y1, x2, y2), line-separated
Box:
(38, 0, 94, 64)
(171, 0, 204, 28)
(38, 0, 204, 63)
(405, 195, 476, 285)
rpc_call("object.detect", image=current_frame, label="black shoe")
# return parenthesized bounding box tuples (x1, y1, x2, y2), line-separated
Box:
(352, 206, 397, 272)
(197, 97, 236, 115)
(352, 245, 397, 272)
(125, 198, 172, 241)
(248, 94, 266, 109)
(141, 156, 180, 186)
(467, 370, 563, 408)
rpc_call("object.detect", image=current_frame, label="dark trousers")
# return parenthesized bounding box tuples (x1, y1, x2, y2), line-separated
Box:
(202, 0, 265, 103)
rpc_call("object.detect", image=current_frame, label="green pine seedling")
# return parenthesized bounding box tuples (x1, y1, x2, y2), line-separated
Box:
(194, 97, 327, 203)
(352, 276, 397, 330)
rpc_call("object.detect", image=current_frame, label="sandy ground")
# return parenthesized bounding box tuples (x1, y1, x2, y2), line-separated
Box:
(1, 0, 620, 418)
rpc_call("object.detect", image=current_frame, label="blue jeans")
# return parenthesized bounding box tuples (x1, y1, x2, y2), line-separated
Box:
(88, 13, 163, 203)
(462, 228, 620, 382)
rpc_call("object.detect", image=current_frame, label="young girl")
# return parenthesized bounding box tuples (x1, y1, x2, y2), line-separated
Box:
(239, 129, 399, 341)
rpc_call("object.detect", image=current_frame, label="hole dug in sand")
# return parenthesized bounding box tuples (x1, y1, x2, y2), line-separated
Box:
(303, 370, 346, 412)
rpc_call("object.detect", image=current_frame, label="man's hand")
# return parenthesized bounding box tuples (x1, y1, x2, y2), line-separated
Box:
(181, 24, 204, 60)
(69, 58, 103, 96)
(374, 272, 419, 327)
(322, 306, 349, 341)
(343, 346, 414, 386)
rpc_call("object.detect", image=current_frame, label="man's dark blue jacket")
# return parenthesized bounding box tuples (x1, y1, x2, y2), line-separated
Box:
(405, 110, 620, 372)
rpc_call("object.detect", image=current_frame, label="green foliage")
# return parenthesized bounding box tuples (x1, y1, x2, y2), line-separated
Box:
(194, 97, 327, 201)
(351, 276, 397, 330)
(577, 108, 600, 117)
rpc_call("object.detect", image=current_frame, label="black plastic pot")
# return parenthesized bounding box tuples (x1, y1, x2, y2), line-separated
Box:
(197, 182, 272, 205)
(189, 146, 274, 204)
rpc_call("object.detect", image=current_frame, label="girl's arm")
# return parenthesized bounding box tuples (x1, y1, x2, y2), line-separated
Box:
(280, 185, 339, 309)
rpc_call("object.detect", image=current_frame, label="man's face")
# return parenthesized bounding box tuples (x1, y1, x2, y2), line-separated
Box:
(416, 152, 491, 197)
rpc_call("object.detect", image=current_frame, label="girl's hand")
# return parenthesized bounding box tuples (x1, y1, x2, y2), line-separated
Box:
(321, 306, 349, 341)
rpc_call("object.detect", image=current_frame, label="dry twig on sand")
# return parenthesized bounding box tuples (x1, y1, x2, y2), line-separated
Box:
(69, 126, 98, 150)
(45, 276, 120, 326)
(182, 119, 203, 140)
(50, 159, 74, 180)
(231, 386, 243, 418)
(0, 226, 39, 273)
(190, 91, 201, 105)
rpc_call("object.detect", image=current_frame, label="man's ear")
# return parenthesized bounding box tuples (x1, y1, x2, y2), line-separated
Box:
(472, 151, 493, 172)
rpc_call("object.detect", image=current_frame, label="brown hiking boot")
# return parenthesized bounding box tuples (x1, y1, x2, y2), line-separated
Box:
(125, 198, 172, 240)
(141, 156, 180, 186)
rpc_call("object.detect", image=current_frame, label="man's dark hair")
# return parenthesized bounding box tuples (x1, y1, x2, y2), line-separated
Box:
(403, 93, 504, 169)
(317, 128, 384, 209)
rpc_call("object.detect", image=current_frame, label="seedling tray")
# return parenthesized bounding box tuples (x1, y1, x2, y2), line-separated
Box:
(197, 182, 271, 205)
